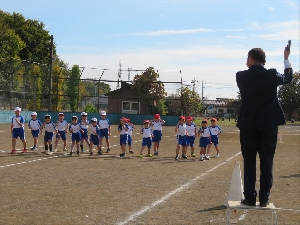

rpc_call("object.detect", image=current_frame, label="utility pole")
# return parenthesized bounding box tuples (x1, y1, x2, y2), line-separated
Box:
(117, 61, 122, 89)
(128, 68, 132, 81)
(97, 71, 105, 113)
(180, 70, 183, 115)
(201, 80, 205, 101)
(48, 35, 54, 111)
(191, 77, 199, 115)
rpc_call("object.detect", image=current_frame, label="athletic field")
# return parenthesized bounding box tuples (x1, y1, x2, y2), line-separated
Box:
(0, 124, 299, 224)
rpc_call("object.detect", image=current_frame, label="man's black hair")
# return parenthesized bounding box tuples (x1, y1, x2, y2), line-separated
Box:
(248, 48, 266, 63)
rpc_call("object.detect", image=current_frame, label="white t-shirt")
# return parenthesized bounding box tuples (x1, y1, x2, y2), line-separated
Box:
(69, 123, 82, 133)
(43, 122, 56, 132)
(142, 127, 152, 138)
(186, 123, 196, 136)
(209, 126, 222, 135)
(98, 118, 110, 129)
(56, 120, 68, 131)
(152, 120, 163, 131)
(28, 119, 42, 130)
(128, 125, 134, 136)
(198, 127, 211, 138)
(11, 116, 24, 128)
(79, 119, 89, 129)
(177, 124, 187, 136)
(119, 124, 129, 135)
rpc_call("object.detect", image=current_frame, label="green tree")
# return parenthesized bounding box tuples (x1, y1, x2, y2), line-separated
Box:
(225, 92, 242, 117)
(132, 67, 166, 113)
(67, 65, 81, 112)
(278, 72, 300, 120)
(83, 104, 97, 113)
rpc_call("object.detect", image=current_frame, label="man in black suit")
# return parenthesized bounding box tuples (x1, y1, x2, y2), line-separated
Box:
(236, 46, 293, 207)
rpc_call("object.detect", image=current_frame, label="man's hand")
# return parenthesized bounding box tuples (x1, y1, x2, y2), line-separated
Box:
(284, 46, 290, 60)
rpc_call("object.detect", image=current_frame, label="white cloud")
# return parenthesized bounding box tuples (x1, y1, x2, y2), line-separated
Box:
(226, 35, 246, 39)
(221, 29, 243, 32)
(129, 28, 215, 36)
(249, 20, 300, 41)
(268, 7, 275, 11)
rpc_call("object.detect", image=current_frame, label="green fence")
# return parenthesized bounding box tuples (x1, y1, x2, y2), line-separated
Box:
(0, 110, 180, 126)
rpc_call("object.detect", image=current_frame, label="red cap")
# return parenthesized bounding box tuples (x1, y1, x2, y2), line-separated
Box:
(211, 118, 217, 121)
(202, 118, 208, 123)
(154, 114, 160, 119)
(126, 118, 131, 123)
(120, 117, 127, 121)
(186, 116, 193, 121)
(144, 120, 150, 123)
(179, 116, 185, 121)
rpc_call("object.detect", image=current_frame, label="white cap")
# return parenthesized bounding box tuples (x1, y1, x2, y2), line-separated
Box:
(91, 117, 97, 122)
(100, 111, 106, 116)
(14, 107, 21, 112)
(31, 112, 37, 116)
(81, 112, 87, 116)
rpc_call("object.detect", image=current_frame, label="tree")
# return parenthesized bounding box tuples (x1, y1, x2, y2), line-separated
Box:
(83, 104, 97, 113)
(67, 65, 81, 112)
(132, 67, 166, 113)
(225, 92, 242, 117)
(278, 71, 300, 120)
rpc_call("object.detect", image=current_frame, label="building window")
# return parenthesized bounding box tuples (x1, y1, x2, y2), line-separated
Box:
(122, 101, 139, 114)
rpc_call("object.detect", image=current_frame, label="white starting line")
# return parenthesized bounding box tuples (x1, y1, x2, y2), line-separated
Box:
(116, 151, 242, 225)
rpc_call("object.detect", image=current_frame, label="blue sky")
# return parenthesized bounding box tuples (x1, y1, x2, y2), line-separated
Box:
(1, 0, 299, 99)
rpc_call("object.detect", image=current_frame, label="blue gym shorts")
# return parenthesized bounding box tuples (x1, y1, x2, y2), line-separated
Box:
(211, 135, 219, 146)
(199, 137, 210, 148)
(71, 132, 81, 142)
(152, 130, 162, 143)
(44, 131, 54, 142)
(56, 131, 67, 140)
(90, 135, 99, 145)
(177, 135, 187, 146)
(31, 129, 40, 138)
(142, 137, 152, 148)
(81, 128, 88, 140)
(128, 135, 132, 146)
(186, 136, 195, 147)
(12, 127, 25, 140)
(120, 134, 128, 145)
(99, 128, 109, 139)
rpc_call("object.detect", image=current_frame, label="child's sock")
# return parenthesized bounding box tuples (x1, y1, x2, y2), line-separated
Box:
(45, 145, 48, 150)
(49, 144, 52, 152)
(80, 144, 83, 150)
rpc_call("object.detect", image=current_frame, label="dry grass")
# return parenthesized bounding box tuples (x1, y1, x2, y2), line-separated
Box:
(0, 124, 299, 225)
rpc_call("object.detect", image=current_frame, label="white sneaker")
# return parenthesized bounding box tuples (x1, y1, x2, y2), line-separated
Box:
(63, 148, 68, 151)
(215, 154, 220, 158)
(200, 155, 204, 161)
(54, 149, 57, 152)
(47, 151, 53, 155)
(205, 155, 210, 160)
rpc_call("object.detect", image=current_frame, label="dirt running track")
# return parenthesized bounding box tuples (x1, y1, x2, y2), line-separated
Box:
(0, 124, 299, 225)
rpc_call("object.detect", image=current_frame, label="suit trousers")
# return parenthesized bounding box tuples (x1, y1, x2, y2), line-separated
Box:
(239, 126, 278, 203)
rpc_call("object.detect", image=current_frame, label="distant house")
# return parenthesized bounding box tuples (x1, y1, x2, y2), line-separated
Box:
(202, 98, 230, 115)
(106, 81, 148, 114)
(80, 95, 108, 112)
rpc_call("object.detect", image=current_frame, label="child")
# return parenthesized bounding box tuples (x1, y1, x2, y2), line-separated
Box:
(69, 116, 83, 155)
(198, 119, 211, 161)
(139, 120, 153, 158)
(151, 114, 165, 156)
(28, 111, 42, 151)
(127, 118, 135, 154)
(118, 117, 129, 157)
(11, 107, 27, 153)
(79, 112, 90, 153)
(41, 114, 57, 155)
(175, 116, 187, 160)
(89, 117, 101, 156)
(54, 112, 68, 152)
(185, 116, 196, 157)
(208, 118, 222, 158)
(98, 111, 111, 153)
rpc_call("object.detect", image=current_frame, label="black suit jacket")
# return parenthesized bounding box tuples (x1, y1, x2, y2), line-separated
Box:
(236, 65, 293, 130)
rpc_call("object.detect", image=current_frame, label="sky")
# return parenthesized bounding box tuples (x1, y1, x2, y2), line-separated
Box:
(1, 0, 299, 100)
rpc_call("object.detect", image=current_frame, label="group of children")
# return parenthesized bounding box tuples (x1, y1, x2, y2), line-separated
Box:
(10, 107, 222, 160)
